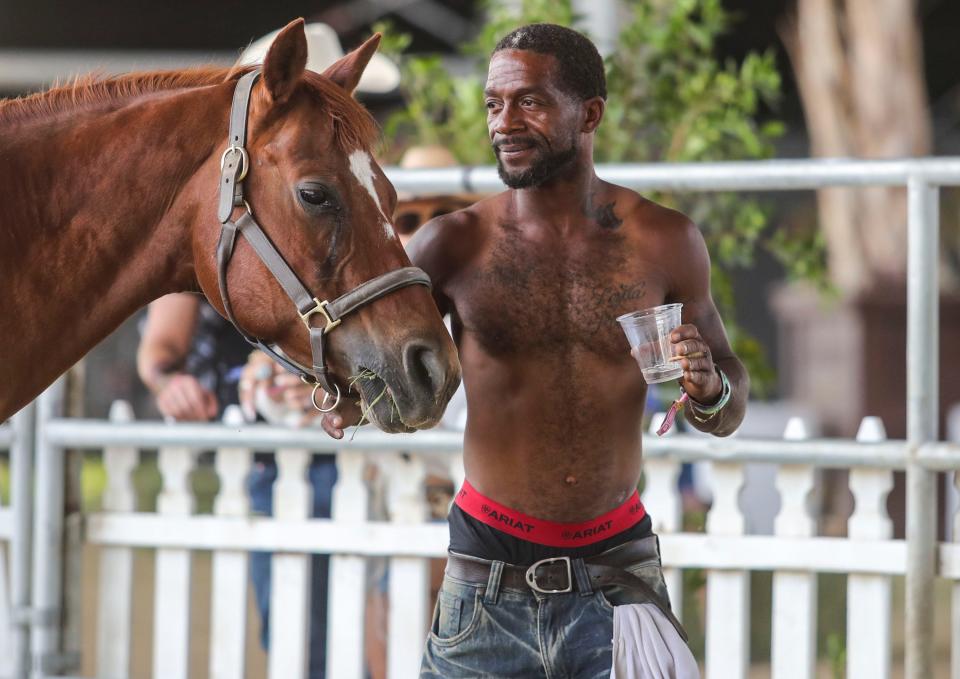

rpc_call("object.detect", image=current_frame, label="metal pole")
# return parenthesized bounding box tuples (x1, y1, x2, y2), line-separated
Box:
(905, 176, 939, 679)
(384, 157, 960, 195)
(10, 403, 36, 679)
(30, 379, 66, 679)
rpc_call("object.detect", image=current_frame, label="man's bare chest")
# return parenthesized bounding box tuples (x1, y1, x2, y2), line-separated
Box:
(451, 228, 665, 357)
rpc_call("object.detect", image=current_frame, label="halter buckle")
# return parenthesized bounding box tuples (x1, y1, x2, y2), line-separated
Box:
(301, 298, 341, 333)
(220, 145, 249, 182)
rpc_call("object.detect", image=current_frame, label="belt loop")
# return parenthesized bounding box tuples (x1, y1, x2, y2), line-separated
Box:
(572, 558, 593, 596)
(484, 561, 504, 605)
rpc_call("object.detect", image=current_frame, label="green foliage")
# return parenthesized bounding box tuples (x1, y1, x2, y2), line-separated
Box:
(381, 0, 830, 394)
(826, 632, 847, 678)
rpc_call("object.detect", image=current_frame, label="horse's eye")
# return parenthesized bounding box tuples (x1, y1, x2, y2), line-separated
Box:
(299, 187, 335, 209)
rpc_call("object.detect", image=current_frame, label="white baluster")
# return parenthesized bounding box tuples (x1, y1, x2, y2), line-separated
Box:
(268, 447, 311, 679)
(846, 416, 893, 679)
(209, 406, 251, 679)
(644, 413, 683, 616)
(705, 460, 749, 679)
(771, 417, 817, 679)
(326, 451, 368, 679)
(386, 452, 430, 679)
(96, 402, 137, 679)
(153, 442, 197, 679)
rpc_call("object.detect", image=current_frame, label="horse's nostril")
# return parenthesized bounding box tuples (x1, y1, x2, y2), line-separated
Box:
(403, 341, 446, 396)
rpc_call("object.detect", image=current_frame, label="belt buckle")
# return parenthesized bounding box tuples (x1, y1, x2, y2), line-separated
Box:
(525, 556, 573, 594)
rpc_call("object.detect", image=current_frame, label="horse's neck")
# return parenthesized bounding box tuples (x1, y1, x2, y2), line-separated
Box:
(0, 86, 228, 416)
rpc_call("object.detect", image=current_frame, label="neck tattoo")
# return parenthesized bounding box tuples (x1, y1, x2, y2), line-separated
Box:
(584, 192, 623, 230)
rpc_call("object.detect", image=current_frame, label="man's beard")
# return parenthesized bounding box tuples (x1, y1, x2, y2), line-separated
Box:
(494, 135, 578, 189)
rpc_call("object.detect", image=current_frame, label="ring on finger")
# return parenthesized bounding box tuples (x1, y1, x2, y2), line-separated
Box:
(669, 350, 705, 362)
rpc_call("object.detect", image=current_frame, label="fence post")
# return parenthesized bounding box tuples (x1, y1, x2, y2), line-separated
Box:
(386, 452, 430, 679)
(209, 406, 251, 679)
(326, 451, 368, 679)
(771, 417, 817, 679)
(905, 176, 939, 679)
(30, 377, 65, 679)
(268, 447, 311, 679)
(10, 401, 36, 679)
(847, 416, 893, 679)
(644, 413, 683, 615)
(153, 441, 198, 679)
(95, 401, 137, 679)
(705, 457, 749, 679)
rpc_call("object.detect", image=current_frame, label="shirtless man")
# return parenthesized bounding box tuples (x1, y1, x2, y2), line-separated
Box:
(323, 23, 746, 677)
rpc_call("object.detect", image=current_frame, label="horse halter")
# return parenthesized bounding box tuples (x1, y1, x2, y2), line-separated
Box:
(215, 69, 432, 412)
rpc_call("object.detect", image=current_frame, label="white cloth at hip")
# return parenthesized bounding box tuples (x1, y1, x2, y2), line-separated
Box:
(611, 603, 700, 679)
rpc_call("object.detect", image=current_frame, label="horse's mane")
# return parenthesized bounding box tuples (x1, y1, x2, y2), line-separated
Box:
(0, 65, 378, 150)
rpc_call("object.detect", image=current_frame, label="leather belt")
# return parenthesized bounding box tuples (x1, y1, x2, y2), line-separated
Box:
(445, 536, 687, 642)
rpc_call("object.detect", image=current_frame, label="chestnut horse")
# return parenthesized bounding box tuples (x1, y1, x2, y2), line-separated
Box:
(0, 19, 460, 431)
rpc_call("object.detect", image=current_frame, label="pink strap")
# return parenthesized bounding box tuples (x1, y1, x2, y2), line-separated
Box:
(656, 392, 689, 436)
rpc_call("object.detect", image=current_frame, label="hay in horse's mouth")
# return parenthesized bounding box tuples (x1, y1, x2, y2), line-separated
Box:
(349, 368, 401, 429)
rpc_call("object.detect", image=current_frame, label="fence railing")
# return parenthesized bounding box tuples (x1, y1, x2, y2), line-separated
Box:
(15, 404, 958, 679)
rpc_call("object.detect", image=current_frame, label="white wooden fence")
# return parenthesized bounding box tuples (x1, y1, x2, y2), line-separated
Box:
(0, 397, 947, 679)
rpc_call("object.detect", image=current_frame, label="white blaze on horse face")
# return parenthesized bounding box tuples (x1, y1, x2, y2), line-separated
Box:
(348, 150, 396, 241)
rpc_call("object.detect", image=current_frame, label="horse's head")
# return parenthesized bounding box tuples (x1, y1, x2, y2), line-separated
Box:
(192, 19, 460, 433)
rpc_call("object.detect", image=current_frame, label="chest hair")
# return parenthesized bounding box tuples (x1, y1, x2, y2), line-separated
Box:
(459, 223, 651, 358)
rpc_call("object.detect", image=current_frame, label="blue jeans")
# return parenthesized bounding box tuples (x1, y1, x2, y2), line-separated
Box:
(420, 538, 673, 678)
(249, 455, 337, 679)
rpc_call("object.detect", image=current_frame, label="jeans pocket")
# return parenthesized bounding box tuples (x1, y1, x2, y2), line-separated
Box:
(429, 583, 482, 647)
(595, 589, 615, 612)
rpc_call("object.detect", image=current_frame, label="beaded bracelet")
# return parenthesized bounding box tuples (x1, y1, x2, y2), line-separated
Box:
(686, 367, 731, 422)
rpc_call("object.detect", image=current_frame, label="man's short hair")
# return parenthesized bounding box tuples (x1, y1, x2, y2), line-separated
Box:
(493, 23, 607, 102)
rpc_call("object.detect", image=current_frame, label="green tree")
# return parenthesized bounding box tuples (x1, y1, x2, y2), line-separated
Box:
(380, 0, 828, 394)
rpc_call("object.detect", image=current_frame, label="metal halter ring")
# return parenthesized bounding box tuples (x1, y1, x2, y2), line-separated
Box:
(311, 383, 341, 413)
(220, 145, 250, 182)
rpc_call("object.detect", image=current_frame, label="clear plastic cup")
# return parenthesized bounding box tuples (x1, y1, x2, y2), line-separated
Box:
(617, 303, 684, 384)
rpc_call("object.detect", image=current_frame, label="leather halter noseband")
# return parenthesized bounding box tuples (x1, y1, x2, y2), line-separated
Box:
(215, 69, 432, 412)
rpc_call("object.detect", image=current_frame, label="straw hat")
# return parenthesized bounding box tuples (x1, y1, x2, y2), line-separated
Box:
(399, 144, 459, 170)
(238, 22, 401, 95)
(395, 144, 486, 203)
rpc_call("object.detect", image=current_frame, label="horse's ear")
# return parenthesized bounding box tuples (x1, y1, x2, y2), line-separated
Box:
(322, 33, 381, 95)
(262, 19, 308, 105)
